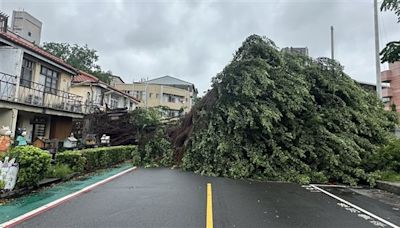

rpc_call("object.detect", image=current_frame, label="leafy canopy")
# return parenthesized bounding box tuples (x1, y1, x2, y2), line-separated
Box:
(43, 42, 113, 84)
(180, 35, 397, 185)
(380, 0, 400, 63)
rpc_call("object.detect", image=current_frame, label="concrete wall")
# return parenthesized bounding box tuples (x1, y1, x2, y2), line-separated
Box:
(0, 46, 23, 76)
(0, 108, 18, 135)
(11, 11, 42, 44)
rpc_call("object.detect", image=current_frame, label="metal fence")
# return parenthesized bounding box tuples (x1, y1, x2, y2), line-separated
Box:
(0, 72, 84, 113)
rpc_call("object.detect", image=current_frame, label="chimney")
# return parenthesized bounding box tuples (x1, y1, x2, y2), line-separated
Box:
(0, 11, 8, 32)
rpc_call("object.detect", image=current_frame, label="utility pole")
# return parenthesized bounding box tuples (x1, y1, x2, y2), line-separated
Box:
(374, 0, 382, 99)
(331, 26, 334, 60)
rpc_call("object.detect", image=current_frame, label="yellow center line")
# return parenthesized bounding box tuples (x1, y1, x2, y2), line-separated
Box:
(206, 183, 213, 228)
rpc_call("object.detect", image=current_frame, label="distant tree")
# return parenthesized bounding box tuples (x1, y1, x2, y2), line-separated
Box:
(43, 42, 112, 84)
(380, 0, 400, 63)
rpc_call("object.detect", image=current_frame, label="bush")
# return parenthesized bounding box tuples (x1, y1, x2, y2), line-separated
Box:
(56, 151, 86, 173)
(46, 164, 73, 180)
(8, 146, 51, 188)
(370, 138, 400, 173)
(79, 146, 135, 171)
(131, 147, 141, 166)
(141, 129, 174, 167)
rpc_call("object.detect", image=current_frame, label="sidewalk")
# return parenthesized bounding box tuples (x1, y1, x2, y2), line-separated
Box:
(376, 181, 400, 195)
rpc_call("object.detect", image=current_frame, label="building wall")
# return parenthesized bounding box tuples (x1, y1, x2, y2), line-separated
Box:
(0, 46, 23, 77)
(11, 11, 42, 44)
(382, 62, 400, 112)
(115, 83, 193, 114)
(0, 108, 18, 135)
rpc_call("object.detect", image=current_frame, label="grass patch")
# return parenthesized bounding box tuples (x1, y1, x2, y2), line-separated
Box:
(379, 171, 400, 182)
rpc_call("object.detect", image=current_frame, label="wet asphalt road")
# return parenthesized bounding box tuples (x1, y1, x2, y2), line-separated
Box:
(17, 168, 400, 228)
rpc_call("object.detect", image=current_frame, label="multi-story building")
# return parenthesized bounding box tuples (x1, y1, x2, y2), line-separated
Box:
(11, 11, 42, 45)
(115, 76, 197, 117)
(70, 71, 140, 113)
(0, 27, 83, 143)
(282, 47, 309, 56)
(381, 62, 400, 111)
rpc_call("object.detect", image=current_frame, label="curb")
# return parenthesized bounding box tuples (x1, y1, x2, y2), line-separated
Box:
(0, 166, 137, 228)
(376, 181, 400, 195)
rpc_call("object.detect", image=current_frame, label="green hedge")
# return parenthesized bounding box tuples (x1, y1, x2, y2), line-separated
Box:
(8, 146, 52, 188)
(56, 151, 86, 172)
(73, 146, 135, 171)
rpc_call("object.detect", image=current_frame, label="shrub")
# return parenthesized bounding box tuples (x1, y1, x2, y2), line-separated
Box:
(8, 146, 51, 188)
(141, 129, 174, 167)
(79, 146, 135, 171)
(131, 147, 141, 166)
(46, 164, 73, 180)
(56, 151, 86, 173)
(370, 138, 400, 173)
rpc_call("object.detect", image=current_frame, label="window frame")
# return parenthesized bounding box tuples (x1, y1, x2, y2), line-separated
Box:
(20, 58, 34, 88)
(40, 66, 59, 94)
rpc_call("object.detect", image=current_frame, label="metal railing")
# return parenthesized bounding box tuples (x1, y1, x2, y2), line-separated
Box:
(0, 72, 84, 113)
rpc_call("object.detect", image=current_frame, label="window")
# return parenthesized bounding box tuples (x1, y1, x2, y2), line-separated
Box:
(110, 94, 119, 109)
(40, 66, 59, 94)
(149, 93, 153, 98)
(20, 58, 34, 88)
(156, 93, 159, 99)
(382, 97, 391, 103)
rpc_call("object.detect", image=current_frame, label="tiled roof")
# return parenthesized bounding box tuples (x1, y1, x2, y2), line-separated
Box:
(73, 71, 140, 104)
(73, 71, 99, 83)
(0, 31, 77, 73)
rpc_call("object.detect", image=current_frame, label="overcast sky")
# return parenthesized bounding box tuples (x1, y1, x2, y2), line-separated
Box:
(1, 0, 399, 94)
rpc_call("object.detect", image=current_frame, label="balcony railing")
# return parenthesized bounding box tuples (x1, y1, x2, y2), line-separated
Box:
(0, 72, 83, 113)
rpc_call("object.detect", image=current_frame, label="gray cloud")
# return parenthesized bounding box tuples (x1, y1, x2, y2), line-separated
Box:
(1, 0, 399, 94)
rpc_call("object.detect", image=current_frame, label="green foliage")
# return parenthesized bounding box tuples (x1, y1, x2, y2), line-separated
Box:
(181, 35, 397, 185)
(42, 42, 112, 84)
(129, 108, 162, 129)
(370, 138, 400, 172)
(141, 129, 174, 167)
(380, 0, 400, 63)
(8, 146, 51, 188)
(79, 146, 135, 171)
(380, 41, 400, 63)
(46, 164, 73, 180)
(0, 180, 5, 189)
(381, 0, 400, 22)
(376, 170, 400, 181)
(56, 151, 86, 173)
(131, 148, 141, 166)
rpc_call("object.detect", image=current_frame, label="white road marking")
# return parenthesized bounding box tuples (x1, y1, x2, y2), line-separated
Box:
(310, 184, 400, 228)
(0, 166, 137, 228)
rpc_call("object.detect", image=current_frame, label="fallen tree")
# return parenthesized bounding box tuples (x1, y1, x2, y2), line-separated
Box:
(168, 35, 397, 185)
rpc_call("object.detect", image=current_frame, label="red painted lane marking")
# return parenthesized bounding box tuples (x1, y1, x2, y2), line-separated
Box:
(0, 166, 137, 228)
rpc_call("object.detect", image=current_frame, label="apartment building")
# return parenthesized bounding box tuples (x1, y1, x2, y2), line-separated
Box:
(0, 28, 83, 143)
(381, 62, 400, 111)
(70, 71, 140, 113)
(115, 76, 197, 117)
